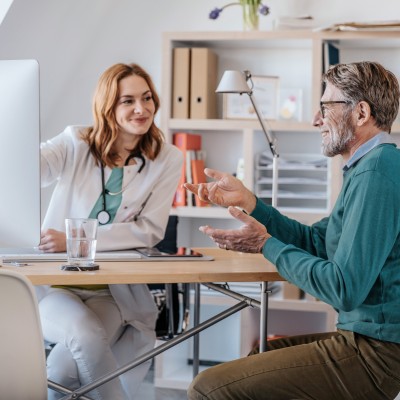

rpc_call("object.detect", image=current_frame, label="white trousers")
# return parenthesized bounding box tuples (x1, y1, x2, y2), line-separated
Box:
(39, 287, 152, 400)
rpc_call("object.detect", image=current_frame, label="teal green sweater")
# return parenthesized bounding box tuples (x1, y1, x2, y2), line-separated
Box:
(254, 143, 400, 343)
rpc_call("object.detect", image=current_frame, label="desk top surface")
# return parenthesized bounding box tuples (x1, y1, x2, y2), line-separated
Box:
(0, 248, 283, 285)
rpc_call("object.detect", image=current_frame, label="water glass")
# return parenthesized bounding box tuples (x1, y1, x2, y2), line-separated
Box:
(65, 218, 98, 268)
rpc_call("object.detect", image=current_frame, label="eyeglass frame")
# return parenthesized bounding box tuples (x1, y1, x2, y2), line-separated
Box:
(320, 100, 352, 118)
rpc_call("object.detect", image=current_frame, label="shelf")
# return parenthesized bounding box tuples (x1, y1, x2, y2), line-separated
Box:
(257, 177, 327, 185)
(171, 206, 231, 219)
(168, 118, 316, 133)
(166, 30, 315, 48)
(197, 286, 334, 313)
(319, 30, 400, 45)
(257, 190, 327, 199)
(257, 164, 327, 171)
(171, 205, 329, 223)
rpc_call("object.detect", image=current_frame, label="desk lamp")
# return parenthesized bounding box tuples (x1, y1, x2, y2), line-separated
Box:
(216, 70, 279, 207)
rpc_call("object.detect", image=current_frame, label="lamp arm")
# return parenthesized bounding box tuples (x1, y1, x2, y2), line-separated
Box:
(248, 92, 279, 158)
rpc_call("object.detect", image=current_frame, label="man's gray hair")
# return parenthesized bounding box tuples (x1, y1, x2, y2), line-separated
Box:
(323, 61, 400, 133)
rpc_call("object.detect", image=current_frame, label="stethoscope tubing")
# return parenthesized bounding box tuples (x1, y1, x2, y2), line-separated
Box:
(97, 153, 145, 225)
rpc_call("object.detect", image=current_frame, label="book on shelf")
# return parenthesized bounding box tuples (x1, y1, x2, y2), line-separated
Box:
(273, 15, 316, 30)
(185, 149, 195, 207)
(173, 132, 207, 207)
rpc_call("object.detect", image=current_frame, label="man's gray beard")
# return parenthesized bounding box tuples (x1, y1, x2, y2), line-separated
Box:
(321, 112, 355, 157)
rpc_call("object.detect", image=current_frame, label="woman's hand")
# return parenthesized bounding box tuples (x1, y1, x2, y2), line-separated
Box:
(184, 168, 257, 213)
(39, 229, 67, 252)
(199, 206, 270, 254)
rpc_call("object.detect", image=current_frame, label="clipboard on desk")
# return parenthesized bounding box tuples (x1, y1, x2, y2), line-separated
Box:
(135, 247, 214, 261)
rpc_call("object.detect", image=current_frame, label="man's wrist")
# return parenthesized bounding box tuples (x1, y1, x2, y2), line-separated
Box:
(242, 191, 257, 214)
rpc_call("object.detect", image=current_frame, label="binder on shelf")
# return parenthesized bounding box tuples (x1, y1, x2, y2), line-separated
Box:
(172, 47, 191, 119)
(190, 48, 218, 119)
(172, 133, 202, 207)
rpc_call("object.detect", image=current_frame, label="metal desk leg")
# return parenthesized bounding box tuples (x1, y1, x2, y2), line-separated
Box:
(166, 283, 175, 338)
(259, 281, 269, 353)
(193, 283, 200, 377)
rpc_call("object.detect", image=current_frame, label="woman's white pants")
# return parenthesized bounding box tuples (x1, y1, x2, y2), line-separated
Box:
(39, 287, 152, 400)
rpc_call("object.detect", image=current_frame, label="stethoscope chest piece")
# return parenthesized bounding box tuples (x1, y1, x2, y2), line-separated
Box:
(97, 210, 111, 225)
(98, 152, 145, 225)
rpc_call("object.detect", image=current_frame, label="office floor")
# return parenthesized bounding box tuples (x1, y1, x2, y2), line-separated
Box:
(136, 362, 187, 400)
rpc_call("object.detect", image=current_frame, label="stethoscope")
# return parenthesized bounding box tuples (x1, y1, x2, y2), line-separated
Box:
(97, 152, 146, 225)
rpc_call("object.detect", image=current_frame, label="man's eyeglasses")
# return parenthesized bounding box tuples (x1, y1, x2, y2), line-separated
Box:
(320, 100, 351, 118)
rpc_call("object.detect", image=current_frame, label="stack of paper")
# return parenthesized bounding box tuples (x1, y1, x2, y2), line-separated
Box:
(318, 20, 400, 32)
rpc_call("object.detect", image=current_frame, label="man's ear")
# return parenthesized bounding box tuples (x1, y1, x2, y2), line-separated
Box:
(355, 101, 372, 126)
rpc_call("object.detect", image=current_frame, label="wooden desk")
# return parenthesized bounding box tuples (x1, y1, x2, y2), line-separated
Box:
(3, 248, 283, 400)
(3, 248, 282, 286)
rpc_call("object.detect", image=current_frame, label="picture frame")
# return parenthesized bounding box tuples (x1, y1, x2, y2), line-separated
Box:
(223, 75, 280, 120)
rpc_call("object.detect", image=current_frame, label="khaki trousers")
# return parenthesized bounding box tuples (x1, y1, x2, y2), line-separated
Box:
(188, 330, 400, 400)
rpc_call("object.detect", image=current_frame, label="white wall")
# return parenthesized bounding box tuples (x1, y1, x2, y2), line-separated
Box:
(0, 0, 399, 212)
(1, 0, 399, 140)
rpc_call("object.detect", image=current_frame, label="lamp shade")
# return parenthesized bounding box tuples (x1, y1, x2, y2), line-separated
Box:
(215, 70, 251, 94)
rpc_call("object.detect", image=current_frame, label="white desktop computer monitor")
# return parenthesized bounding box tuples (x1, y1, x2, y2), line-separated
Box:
(0, 59, 41, 248)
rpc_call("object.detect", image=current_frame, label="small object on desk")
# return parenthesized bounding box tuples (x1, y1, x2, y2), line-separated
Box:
(2, 262, 31, 267)
(60, 264, 100, 272)
(136, 247, 203, 258)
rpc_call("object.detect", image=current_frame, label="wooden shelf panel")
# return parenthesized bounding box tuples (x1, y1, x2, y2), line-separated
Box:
(168, 118, 316, 132)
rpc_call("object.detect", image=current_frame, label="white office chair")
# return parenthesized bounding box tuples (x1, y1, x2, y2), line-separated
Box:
(0, 268, 48, 399)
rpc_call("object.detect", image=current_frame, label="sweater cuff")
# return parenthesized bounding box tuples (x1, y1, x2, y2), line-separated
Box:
(262, 236, 285, 265)
(250, 197, 272, 224)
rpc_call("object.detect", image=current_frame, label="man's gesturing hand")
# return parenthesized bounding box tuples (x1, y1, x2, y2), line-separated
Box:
(199, 206, 270, 253)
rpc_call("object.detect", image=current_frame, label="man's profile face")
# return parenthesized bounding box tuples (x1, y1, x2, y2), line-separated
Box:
(319, 83, 355, 158)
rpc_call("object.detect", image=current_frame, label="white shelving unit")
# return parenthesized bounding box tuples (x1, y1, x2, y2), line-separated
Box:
(157, 29, 400, 389)
(161, 33, 347, 233)
(254, 152, 330, 210)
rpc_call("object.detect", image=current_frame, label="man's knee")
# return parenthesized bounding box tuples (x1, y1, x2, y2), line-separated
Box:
(188, 372, 208, 400)
(188, 365, 227, 400)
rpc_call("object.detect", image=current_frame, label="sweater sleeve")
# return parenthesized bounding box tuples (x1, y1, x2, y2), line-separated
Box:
(251, 197, 329, 259)
(262, 169, 400, 311)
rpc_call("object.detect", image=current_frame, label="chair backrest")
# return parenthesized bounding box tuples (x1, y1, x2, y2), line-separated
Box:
(155, 215, 179, 254)
(0, 269, 47, 399)
(150, 215, 181, 337)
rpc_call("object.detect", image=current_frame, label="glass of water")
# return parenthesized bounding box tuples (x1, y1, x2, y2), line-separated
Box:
(65, 218, 98, 269)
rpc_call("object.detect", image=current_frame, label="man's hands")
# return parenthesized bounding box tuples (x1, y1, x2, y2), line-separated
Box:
(184, 168, 256, 213)
(184, 168, 269, 253)
(200, 206, 270, 254)
(39, 229, 66, 252)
